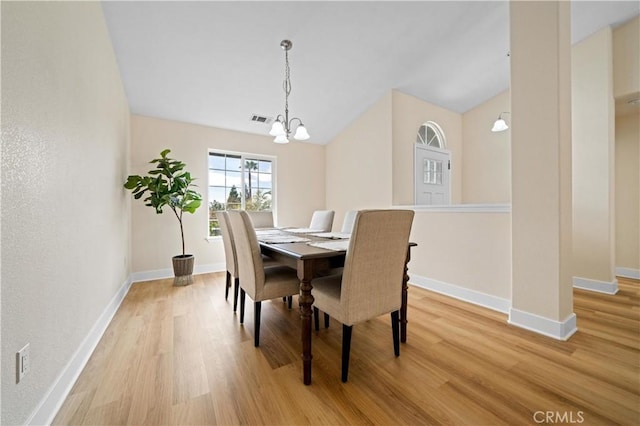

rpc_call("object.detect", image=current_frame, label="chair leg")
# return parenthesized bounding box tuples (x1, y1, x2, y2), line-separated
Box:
(282, 297, 287, 302)
(314, 307, 320, 331)
(233, 278, 240, 312)
(239, 289, 246, 324)
(324, 313, 330, 328)
(254, 301, 262, 347)
(342, 324, 353, 382)
(391, 310, 400, 357)
(288, 295, 293, 310)
(225, 271, 231, 300)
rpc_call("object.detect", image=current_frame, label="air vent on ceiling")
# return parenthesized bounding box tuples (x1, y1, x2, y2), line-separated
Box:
(250, 114, 274, 125)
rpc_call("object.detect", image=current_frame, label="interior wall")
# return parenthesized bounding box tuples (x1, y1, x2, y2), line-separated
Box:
(615, 113, 640, 272)
(130, 115, 326, 273)
(325, 92, 393, 229)
(461, 90, 511, 203)
(409, 210, 511, 300)
(613, 16, 639, 99)
(391, 91, 463, 205)
(1, 3, 131, 424)
(572, 26, 616, 283)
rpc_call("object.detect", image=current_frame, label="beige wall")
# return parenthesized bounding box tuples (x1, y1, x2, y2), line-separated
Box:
(461, 90, 511, 203)
(1, 3, 131, 424)
(410, 210, 511, 300)
(615, 113, 640, 271)
(131, 115, 325, 273)
(391, 91, 463, 205)
(325, 92, 393, 229)
(613, 16, 639, 99)
(572, 27, 616, 283)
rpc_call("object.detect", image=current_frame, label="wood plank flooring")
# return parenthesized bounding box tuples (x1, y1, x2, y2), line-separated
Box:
(53, 275, 640, 425)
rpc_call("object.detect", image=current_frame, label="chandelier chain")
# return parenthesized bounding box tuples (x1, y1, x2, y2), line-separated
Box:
(283, 49, 291, 131)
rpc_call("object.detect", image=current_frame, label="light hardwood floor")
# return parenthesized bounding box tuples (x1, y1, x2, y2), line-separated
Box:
(54, 275, 639, 425)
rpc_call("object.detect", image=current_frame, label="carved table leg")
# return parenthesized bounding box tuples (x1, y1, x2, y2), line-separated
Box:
(298, 259, 315, 385)
(401, 245, 413, 343)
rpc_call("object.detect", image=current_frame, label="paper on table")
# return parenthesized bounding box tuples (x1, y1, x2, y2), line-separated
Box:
(307, 240, 350, 251)
(258, 235, 311, 244)
(285, 228, 324, 234)
(255, 229, 285, 236)
(309, 232, 351, 239)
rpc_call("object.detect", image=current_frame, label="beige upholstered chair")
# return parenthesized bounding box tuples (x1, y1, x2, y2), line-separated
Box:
(309, 210, 335, 232)
(217, 211, 239, 305)
(311, 209, 414, 382)
(217, 211, 285, 311)
(340, 210, 358, 234)
(227, 210, 301, 347)
(246, 210, 274, 229)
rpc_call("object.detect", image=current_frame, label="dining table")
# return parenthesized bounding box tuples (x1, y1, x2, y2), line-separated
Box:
(256, 228, 416, 385)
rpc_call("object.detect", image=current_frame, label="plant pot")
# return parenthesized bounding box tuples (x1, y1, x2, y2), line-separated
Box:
(172, 254, 195, 286)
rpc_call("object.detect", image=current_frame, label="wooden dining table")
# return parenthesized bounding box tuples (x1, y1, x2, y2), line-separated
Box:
(258, 230, 416, 385)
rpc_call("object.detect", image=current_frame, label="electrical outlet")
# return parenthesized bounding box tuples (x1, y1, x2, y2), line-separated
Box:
(16, 343, 30, 383)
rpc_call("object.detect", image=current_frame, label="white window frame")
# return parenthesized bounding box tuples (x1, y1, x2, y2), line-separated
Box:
(416, 121, 447, 149)
(207, 149, 277, 238)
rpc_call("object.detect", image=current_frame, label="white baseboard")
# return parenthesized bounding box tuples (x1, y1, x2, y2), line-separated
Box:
(573, 276, 618, 295)
(409, 274, 511, 313)
(26, 276, 133, 426)
(131, 262, 226, 283)
(615, 267, 640, 280)
(508, 308, 577, 341)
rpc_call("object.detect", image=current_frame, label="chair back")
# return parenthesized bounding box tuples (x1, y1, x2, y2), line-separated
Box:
(217, 212, 238, 277)
(309, 210, 335, 232)
(227, 210, 265, 298)
(340, 210, 414, 325)
(246, 210, 274, 229)
(340, 210, 358, 234)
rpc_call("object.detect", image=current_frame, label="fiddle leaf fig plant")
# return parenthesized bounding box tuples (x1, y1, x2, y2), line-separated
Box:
(124, 149, 202, 256)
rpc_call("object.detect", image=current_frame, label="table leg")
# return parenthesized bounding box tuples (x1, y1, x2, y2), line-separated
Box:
(298, 260, 314, 385)
(401, 245, 413, 343)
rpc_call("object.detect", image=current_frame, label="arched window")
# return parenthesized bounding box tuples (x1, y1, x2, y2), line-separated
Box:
(416, 121, 446, 149)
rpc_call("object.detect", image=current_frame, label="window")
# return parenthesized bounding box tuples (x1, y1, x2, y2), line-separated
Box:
(423, 158, 443, 184)
(208, 151, 274, 236)
(416, 121, 446, 149)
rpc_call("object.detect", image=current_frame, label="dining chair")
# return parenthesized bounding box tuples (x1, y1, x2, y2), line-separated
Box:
(227, 210, 301, 347)
(246, 210, 274, 229)
(310, 209, 414, 382)
(217, 211, 285, 311)
(340, 210, 358, 234)
(309, 210, 335, 232)
(217, 211, 239, 305)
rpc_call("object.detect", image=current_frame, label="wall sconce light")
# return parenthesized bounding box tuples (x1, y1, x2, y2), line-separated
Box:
(491, 112, 510, 132)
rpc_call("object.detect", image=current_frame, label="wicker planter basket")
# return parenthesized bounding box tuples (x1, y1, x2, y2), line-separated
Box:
(172, 254, 195, 286)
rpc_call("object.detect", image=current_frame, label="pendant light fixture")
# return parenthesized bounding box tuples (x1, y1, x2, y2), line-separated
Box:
(491, 112, 510, 132)
(269, 40, 310, 144)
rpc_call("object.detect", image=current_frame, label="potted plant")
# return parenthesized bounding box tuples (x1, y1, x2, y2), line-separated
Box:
(124, 149, 202, 286)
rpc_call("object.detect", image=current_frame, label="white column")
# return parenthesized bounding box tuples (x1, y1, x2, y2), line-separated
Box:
(509, 1, 576, 340)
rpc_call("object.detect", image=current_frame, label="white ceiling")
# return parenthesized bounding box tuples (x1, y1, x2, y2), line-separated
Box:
(102, 1, 639, 145)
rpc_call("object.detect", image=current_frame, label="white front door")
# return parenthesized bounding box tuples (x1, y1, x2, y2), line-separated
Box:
(414, 145, 450, 205)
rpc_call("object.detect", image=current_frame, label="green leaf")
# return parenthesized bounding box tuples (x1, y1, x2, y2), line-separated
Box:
(184, 200, 201, 213)
(160, 149, 171, 158)
(123, 175, 141, 189)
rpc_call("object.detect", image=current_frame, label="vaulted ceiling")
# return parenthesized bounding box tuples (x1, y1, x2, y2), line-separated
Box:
(102, 1, 639, 144)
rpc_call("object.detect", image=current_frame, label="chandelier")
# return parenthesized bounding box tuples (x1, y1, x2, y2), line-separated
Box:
(269, 40, 310, 144)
